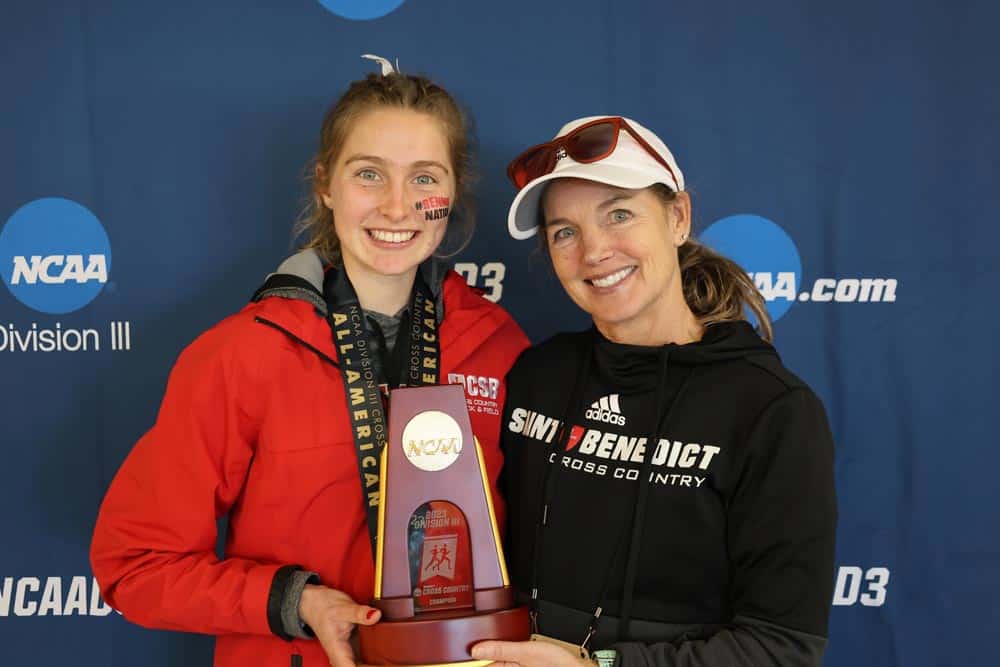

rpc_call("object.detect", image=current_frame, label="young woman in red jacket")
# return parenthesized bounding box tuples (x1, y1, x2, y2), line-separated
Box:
(90, 60, 528, 667)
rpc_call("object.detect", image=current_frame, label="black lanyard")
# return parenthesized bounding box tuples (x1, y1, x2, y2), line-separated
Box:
(527, 332, 618, 649)
(324, 267, 440, 557)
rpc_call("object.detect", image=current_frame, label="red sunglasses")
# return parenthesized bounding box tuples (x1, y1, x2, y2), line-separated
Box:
(506, 117, 679, 190)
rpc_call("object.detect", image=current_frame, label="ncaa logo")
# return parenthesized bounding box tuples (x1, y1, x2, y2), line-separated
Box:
(402, 410, 464, 472)
(699, 214, 801, 324)
(315, 0, 406, 20)
(0, 198, 111, 315)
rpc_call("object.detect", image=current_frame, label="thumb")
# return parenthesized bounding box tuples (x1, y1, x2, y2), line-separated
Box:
(471, 640, 523, 663)
(325, 601, 380, 626)
(355, 605, 381, 626)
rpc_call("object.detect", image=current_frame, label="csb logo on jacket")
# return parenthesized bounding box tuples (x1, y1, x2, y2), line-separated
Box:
(447, 373, 501, 417)
(509, 393, 723, 489)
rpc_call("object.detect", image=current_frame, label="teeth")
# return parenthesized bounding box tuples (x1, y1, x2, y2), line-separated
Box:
(591, 267, 634, 288)
(369, 230, 416, 243)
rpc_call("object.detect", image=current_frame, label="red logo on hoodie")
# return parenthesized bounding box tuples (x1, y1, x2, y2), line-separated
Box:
(565, 425, 585, 450)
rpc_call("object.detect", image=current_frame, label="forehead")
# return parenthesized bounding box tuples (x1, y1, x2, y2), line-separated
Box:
(542, 179, 650, 217)
(339, 108, 451, 165)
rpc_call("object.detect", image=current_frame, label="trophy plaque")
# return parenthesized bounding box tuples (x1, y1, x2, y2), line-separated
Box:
(357, 384, 529, 666)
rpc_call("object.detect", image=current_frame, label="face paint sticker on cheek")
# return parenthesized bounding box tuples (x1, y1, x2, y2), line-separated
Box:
(414, 196, 451, 221)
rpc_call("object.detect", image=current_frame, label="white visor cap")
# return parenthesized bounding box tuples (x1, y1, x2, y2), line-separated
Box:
(507, 116, 685, 240)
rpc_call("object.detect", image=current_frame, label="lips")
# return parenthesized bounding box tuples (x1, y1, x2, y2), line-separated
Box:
(586, 266, 636, 288)
(367, 229, 417, 244)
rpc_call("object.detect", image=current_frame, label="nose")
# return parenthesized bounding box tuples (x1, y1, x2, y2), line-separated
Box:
(581, 226, 614, 265)
(378, 181, 409, 223)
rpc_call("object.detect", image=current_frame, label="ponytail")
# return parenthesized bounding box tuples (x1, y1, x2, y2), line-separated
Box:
(652, 185, 773, 342)
(678, 239, 773, 342)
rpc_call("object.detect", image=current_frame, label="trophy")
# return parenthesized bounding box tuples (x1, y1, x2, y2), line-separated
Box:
(358, 384, 529, 665)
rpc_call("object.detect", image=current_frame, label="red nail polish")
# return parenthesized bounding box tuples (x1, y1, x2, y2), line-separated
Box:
(366, 608, 377, 620)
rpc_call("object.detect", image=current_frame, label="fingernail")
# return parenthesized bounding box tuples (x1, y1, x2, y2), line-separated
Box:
(366, 608, 378, 620)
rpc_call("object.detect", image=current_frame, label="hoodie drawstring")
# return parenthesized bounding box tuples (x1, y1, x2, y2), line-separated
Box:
(529, 330, 596, 634)
(617, 348, 694, 639)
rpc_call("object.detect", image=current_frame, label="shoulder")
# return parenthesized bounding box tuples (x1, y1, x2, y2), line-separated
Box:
(691, 321, 810, 401)
(508, 329, 591, 381)
(442, 271, 515, 323)
(738, 354, 829, 422)
(685, 324, 828, 431)
(526, 329, 592, 357)
(730, 357, 831, 445)
(743, 353, 809, 393)
(441, 271, 530, 350)
(173, 297, 319, 374)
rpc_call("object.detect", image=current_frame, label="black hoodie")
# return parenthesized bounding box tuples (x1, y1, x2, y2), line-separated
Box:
(501, 321, 837, 666)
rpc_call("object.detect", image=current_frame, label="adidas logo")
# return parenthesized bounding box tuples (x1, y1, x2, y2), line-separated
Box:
(585, 393, 626, 426)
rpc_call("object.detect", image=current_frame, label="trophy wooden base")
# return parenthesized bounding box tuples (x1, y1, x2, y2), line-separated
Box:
(357, 605, 530, 666)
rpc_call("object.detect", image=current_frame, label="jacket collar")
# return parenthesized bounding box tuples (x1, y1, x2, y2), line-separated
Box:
(254, 249, 448, 316)
(250, 251, 506, 369)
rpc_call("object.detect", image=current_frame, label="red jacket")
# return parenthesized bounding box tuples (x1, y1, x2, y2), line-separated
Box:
(90, 271, 529, 667)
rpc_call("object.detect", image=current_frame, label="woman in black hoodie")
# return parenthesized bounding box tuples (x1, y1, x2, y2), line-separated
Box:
(472, 117, 837, 667)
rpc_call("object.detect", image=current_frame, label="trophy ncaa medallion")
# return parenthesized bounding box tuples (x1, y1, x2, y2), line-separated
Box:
(402, 410, 463, 472)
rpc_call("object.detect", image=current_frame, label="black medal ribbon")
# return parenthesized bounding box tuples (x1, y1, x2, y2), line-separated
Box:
(324, 266, 440, 558)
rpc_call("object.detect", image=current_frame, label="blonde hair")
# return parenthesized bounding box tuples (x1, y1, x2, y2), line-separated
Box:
(294, 73, 476, 264)
(652, 185, 773, 342)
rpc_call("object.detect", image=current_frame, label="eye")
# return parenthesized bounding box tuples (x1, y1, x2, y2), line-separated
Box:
(609, 209, 632, 223)
(413, 174, 437, 186)
(550, 226, 576, 243)
(356, 168, 382, 183)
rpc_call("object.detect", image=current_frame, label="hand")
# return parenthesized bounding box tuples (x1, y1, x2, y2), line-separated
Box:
(471, 639, 594, 667)
(298, 585, 381, 667)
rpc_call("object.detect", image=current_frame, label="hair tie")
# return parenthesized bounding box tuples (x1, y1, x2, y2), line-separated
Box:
(360, 53, 400, 75)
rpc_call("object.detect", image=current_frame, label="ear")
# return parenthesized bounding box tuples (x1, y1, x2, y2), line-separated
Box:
(669, 191, 692, 246)
(315, 163, 334, 210)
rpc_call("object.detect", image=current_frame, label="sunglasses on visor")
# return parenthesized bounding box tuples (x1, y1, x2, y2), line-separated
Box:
(506, 117, 679, 190)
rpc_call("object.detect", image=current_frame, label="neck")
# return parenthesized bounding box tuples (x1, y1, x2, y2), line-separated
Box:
(342, 256, 417, 316)
(596, 283, 703, 347)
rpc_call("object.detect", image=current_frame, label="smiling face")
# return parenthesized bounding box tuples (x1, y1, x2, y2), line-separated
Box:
(542, 178, 693, 341)
(319, 108, 455, 281)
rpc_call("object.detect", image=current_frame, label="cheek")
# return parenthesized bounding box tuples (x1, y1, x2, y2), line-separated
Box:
(414, 194, 452, 221)
(428, 221, 448, 246)
(332, 190, 378, 226)
(549, 249, 580, 284)
(620, 232, 664, 265)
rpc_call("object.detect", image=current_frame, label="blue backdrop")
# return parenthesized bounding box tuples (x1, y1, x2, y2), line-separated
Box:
(1, 1, 997, 665)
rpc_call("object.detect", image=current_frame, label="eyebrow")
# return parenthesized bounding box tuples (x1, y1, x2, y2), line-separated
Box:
(597, 192, 636, 209)
(412, 160, 450, 174)
(343, 154, 385, 166)
(343, 154, 450, 174)
(543, 191, 636, 227)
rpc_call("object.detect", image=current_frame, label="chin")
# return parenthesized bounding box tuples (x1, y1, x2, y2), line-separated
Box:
(371, 254, 429, 276)
(591, 305, 645, 327)
(574, 295, 634, 320)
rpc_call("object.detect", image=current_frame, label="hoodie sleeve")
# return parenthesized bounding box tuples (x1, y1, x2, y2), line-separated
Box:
(612, 387, 838, 667)
(90, 321, 286, 637)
